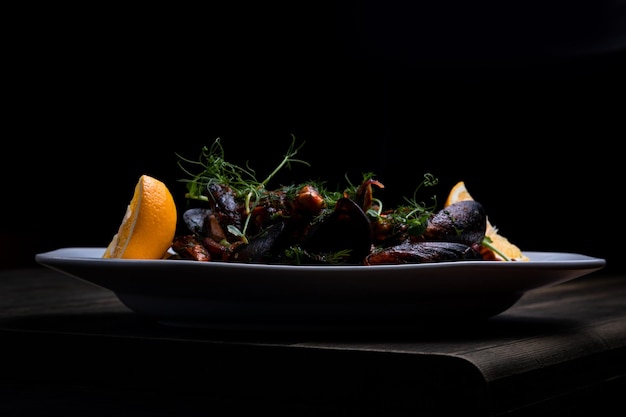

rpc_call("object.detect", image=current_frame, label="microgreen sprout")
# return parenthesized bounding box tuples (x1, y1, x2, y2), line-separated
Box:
(284, 246, 353, 265)
(177, 135, 310, 242)
(481, 236, 512, 261)
(383, 173, 439, 237)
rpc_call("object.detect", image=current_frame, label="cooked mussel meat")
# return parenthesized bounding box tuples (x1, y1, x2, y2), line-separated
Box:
(171, 234, 211, 262)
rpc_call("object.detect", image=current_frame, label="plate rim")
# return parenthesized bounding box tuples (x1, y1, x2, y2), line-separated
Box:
(35, 247, 607, 272)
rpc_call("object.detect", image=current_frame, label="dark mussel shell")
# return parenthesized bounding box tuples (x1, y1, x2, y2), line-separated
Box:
(182, 208, 212, 234)
(230, 221, 287, 264)
(365, 241, 482, 265)
(422, 200, 487, 246)
(300, 198, 373, 265)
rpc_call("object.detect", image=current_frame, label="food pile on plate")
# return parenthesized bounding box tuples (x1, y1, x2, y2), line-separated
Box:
(104, 138, 527, 265)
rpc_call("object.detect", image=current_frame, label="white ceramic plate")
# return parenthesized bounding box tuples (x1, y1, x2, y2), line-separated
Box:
(36, 247, 606, 329)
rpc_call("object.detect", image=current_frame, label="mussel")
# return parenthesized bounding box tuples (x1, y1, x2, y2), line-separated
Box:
(421, 200, 487, 246)
(182, 208, 212, 235)
(299, 197, 373, 265)
(173, 178, 492, 266)
(363, 200, 487, 265)
(230, 221, 288, 263)
(365, 241, 483, 265)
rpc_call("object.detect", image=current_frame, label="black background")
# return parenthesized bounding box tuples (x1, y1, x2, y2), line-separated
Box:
(3, 3, 625, 272)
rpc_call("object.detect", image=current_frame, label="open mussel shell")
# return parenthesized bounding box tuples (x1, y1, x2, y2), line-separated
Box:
(300, 198, 373, 265)
(230, 221, 287, 264)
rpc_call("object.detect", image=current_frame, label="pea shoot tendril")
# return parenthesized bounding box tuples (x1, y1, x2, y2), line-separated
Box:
(176, 135, 440, 255)
(176, 135, 310, 242)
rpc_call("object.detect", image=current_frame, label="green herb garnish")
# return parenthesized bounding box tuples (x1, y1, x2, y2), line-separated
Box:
(177, 135, 310, 242)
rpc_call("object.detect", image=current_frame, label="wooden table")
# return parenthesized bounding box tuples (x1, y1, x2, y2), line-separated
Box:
(1, 266, 624, 416)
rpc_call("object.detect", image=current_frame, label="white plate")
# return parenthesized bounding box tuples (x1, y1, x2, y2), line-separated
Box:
(35, 247, 606, 329)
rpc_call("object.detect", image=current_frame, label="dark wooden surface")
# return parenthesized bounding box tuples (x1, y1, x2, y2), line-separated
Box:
(1, 266, 625, 416)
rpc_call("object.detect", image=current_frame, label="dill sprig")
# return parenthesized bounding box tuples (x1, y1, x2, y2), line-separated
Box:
(378, 173, 439, 237)
(177, 138, 252, 201)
